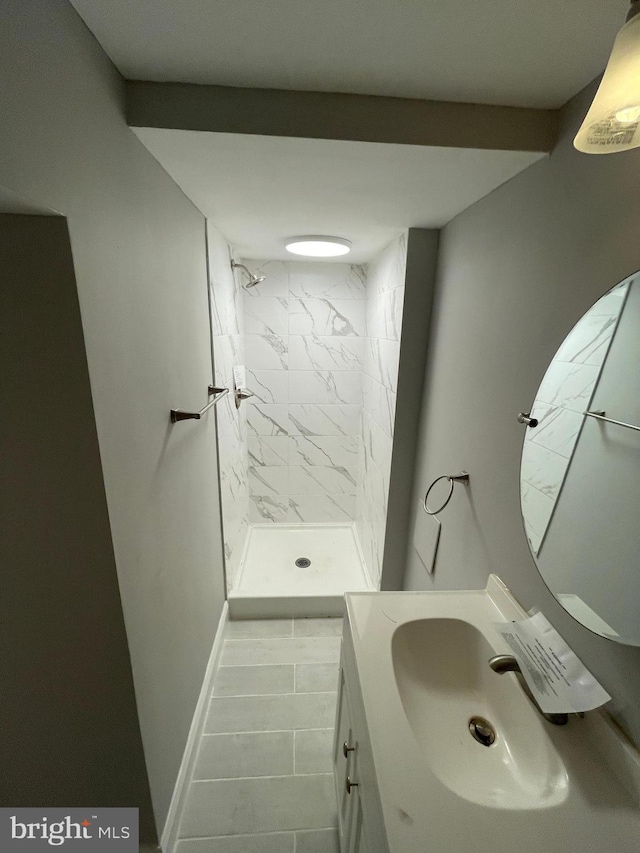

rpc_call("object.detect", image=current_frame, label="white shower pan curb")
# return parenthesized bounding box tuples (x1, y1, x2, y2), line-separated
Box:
(228, 522, 373, 619)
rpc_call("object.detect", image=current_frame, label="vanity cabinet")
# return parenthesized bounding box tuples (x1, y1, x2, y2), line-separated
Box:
(333, 620, 388, 853)
(337, 586, 640, 853)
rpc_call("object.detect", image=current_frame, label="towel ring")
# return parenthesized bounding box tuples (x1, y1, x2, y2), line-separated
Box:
(423, 472, 470, 516)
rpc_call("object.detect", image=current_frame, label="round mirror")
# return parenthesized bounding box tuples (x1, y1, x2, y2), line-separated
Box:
(520, 271, 640, 645)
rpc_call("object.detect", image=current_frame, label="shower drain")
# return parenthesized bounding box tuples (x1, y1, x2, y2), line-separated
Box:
(295, 557, 311, 568)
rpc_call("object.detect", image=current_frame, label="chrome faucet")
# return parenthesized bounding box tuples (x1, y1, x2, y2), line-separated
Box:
(488, 655, 569, 726)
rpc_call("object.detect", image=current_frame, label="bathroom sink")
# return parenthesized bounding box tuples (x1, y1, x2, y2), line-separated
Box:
(343, 577, 640, 853)
(391, 617, 568, 808)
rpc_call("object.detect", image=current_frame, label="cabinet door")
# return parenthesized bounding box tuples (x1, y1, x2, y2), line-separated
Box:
(334, 666, 356, 852)
(348, 785, 370, 853)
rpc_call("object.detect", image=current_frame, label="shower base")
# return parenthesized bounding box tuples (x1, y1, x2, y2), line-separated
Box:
(228, 523, 372, 618)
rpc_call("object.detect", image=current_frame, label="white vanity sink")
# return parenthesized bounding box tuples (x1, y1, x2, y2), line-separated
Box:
(342, 576, 640, 853)
(392, 616, 568, 809)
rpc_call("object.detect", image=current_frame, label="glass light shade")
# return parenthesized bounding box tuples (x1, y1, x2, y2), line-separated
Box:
(284, 236, 352, 257)
(575, 12, 640, 153)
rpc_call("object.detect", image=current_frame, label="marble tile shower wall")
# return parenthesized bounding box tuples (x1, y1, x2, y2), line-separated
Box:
(207, 224, 250, 592)
(242, 260, 367, 524)
(356, 234, 408, 587)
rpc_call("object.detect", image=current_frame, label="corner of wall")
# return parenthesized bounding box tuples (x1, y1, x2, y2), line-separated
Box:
(379, 228, 440, 591)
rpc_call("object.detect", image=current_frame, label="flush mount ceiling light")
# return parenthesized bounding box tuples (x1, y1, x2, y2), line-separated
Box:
(284, 236, 352, 257)
(575, 0, 640, 154)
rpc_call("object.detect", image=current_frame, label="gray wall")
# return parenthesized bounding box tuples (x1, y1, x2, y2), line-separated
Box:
(0, 0, 226, 833)
(404, 79, 640, 745)
(381, 228, 439, 591)
(125, 80, 557, 152)
(0, 214, 153, 833)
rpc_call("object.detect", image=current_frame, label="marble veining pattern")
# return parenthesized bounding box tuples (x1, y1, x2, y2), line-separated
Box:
(289, 465, 358, 496)
(521, 279, 629, 554)
(289, 436, 360, 468)
(245, 333, 288, 370)
(366, 287, 404, 342)
(288, 405, 361, 437)
(243, 295, 289, 336)
(248, 466, 290, 496)
(213, 245, 406, 566)
(248, 436, 289, 467)
(243, 260, 367, 523)
(289, 297, 366, 337)
(536, 361, 600, 414)
(529, 403, 583, 458)
(247, 370, 289, 404)
(363, 337, 400, 392)
(247, 404, 289, 437)
(288, 495, 355, 523)
(356, 233, 408, 587)
(249, 495, 290, 523)
(362, 370, 396, 438)
(289, 262, 366, 300)
(288, 335, 364, 371)
(207, 224, 251, 592)
(288, 371, 362, 406)
(241, 260, 289, 298)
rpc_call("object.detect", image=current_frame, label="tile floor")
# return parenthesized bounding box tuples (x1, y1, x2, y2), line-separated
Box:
(176, 617, 342, 853)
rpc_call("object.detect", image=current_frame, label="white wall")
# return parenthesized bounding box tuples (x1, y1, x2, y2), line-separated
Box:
(403, 80, 640, 746)
(0, 0, 226, 834)
(357, 234, 408, 586)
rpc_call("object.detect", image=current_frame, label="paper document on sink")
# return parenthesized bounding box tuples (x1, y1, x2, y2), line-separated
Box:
(494, 612, 611, 714)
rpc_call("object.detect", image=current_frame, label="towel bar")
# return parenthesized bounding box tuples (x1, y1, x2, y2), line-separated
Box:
(171, 386, 228, 423)
(584, 410, 640, 433)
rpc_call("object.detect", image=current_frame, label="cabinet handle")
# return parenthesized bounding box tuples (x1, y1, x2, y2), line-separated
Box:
(343, 741, 355, 758)
(346, 776, 359, 794)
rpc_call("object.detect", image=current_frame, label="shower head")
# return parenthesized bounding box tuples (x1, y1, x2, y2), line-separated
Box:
(231, 260, 266, 289)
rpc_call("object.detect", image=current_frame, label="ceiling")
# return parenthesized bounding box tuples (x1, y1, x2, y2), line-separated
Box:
(133, 129, 542, 262)
(70, 0, 627, 108)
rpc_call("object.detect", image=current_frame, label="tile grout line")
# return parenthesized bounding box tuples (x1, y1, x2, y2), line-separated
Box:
(218, 662, 340, 667)
(199, 727, 335, 737)
(211, 690, 337, 699)
(224, 632, 344, 643)
(218, 660, 340, 665)
(186, 619, 340, 849)
(209, 691, 337, 698)
(191, 771, 333, 783)
(222, 636, 342, 642)
(292, 725, 296, 776)
(200, 727, 334, 736)
(179, 826, 338, 842)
